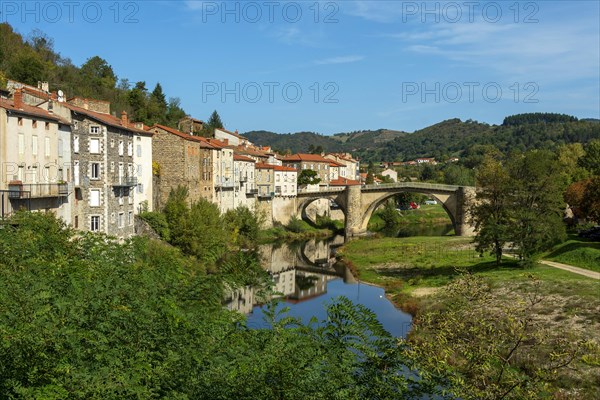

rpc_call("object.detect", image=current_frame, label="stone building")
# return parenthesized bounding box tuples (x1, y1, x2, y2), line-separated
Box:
(65, 98, 146, 239)
(281, 154, 331, 186)
(150, 124, 215, 208)
(325, 153, 360, 181)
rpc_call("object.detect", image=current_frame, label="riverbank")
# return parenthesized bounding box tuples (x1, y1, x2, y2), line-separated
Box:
(542, 233, 600, 272)
(338, 235, 600, 398)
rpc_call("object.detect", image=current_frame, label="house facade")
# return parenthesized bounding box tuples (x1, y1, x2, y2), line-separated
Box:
(151, 124, 215, 208)
(66, 99, 145, 239)
(0, 90, 71, 220)
(233, 154, 256, 210)
(281, 154, 331, 186)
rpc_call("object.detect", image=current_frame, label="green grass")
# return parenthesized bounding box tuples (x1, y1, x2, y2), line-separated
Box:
(339, 236, 599, 300)
(542, 234, 600, 272)
(368, 204, 453, 232)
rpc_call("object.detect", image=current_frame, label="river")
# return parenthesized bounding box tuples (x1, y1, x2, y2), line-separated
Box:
(224, 235, 413, 338)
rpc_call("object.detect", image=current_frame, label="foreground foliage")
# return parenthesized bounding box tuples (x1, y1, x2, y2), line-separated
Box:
(0, 212, 450, 399)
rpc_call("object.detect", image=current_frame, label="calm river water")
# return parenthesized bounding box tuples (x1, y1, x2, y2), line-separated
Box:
(227, 235, 413, 338)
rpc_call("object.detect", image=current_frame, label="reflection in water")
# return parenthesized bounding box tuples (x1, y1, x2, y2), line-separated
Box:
(224, 236, 412, 338)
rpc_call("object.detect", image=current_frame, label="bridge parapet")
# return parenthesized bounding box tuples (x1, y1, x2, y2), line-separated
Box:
(362, 182, 471, 192)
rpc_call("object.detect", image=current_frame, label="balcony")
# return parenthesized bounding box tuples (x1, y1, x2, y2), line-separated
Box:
(239, 174, 248, 182)
(7, 182, 69, 199)
(215, 180, 234, 190)
(246, 188, 258, 196)
(112, 176, 138, 187)
(257, 192, 274, 199)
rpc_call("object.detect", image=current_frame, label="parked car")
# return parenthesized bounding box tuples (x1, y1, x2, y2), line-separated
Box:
(424, 200, 437, 205)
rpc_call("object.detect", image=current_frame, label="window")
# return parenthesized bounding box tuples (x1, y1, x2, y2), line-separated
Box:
(91, 162, 100, 179)
(128, 211, 133, 226)
(73, 136, 79, 153)
(45, 137, 50, 157)
(118, 212, 124, 228)
(90, 189, 101, 207)
(111, 213, 115, 223)
(137, 164, 142, 177)
(43, 166, 50, 182)
(110, 162, 115, 173)
(18, 133, 25, 155)
(74, 216, 79, 229)
(127, 142, 133, 156)
(89, 138, 100, 154)
(137, 183, 144, 194)
(137, 144, 142, 157)
(118, 188, 124, 205)
(90, 125, 100, 134)
(118, 140, 124, 156)
(32, 136, 38, 155)
(18, 117, 23, 126)
(90, 216, 100, 232)
(32, 120, 38, 129)
(45, 122, 50, 130)
(128, 189, 133, 204)
(74, 161, 80, 185)
(58, 139, 63, 157)
(110, 139, 115, 148)
(73, 121, 79, 130)
(18, 166, 24, 181)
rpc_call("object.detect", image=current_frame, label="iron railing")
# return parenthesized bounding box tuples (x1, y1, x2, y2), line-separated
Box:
(7, 183, 69, 198)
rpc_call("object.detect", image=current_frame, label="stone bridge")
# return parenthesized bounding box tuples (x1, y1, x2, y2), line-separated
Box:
(295, 183, 477, 237)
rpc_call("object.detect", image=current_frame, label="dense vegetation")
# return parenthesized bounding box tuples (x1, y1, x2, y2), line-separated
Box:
(1, 210, 456, 399)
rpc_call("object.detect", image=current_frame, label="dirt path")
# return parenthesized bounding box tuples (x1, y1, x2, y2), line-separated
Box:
(539, 260, 600, 280)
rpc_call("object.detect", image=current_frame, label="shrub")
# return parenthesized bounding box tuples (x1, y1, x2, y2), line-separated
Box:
(139, 211, 170, 241)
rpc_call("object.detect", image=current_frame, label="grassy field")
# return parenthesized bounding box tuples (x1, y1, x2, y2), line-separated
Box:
(368, 204, 453, 232)
(338, 235, 600, 398)
(542, 234, 600, 272)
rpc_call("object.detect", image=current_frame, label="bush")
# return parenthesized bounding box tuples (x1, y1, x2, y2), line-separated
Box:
(139, 211, 170, 241)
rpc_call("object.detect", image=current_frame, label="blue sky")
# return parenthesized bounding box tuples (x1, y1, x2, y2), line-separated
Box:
(3, 0, 599, 134)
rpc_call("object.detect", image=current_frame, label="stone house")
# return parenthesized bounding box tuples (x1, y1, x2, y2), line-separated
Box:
(255, 163, 275, 199)
(208, 139, 234, 213)
(65, 98, 146, 239)
(281, 154, 331, 186)
(324, 153, 360, 181)
(150, 124, 215, 209)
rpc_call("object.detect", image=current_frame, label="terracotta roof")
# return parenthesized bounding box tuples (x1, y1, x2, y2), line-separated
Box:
(330, 177, 361, 186)
(281, 154, 331, 163)
(151, 124, 216, 148)
(233, 154, 255, 163)
(0, 98, 69, 124)
(328, 160, 345, 167)
(65, 102, 150, 134)
(255, 163, 275, 170)
(274, 165, 297, 172)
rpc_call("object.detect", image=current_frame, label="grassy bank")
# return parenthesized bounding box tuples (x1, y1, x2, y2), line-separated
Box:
(542, 233, 600, 272)
(338, 235, 600, 398)
(368, 204, 452, 231)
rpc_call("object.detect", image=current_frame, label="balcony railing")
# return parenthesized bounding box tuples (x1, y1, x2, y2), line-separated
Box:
(246, 188, 259, 195)
(239, 174, 248, 182)
(112, 176, 138, 187)
(257, 192, 274, 199)
(215, 180, 234, 189)
(7, 183, 69, 199)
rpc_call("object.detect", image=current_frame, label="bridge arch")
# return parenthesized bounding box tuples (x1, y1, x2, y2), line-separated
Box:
(295, 190, 347, 224)
(357, 190, 456, 233)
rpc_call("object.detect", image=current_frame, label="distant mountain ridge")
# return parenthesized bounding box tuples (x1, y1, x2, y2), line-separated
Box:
(243, 116, 600, 162)
(241, 129, 406, 154)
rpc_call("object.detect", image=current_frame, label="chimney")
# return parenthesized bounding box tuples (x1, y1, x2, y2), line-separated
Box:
(223, 139, 229, 145)
(41, 82, 49, 93)
(13, 89, 23, 109)
(121, 111, 128, 125)
(48, 99, 54, 114)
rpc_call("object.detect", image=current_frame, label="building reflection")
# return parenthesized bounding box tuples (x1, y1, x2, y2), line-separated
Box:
(223, 236, 348, 313)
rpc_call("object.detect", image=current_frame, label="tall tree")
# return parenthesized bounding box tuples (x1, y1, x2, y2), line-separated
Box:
(470, 157, 512, 265)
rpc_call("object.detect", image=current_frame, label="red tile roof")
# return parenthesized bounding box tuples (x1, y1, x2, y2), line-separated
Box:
(65, 102, 150, 135)
(330, 177, 361, 186)
(255, 163, 275, 170)
(328, 160, 345, 167)
(233, 154, 256, 163)
(151, 124, 215, 148)
(0, 98, 69, 124)
(274, 165, 297, 172)
(281, 154, 331, 163)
